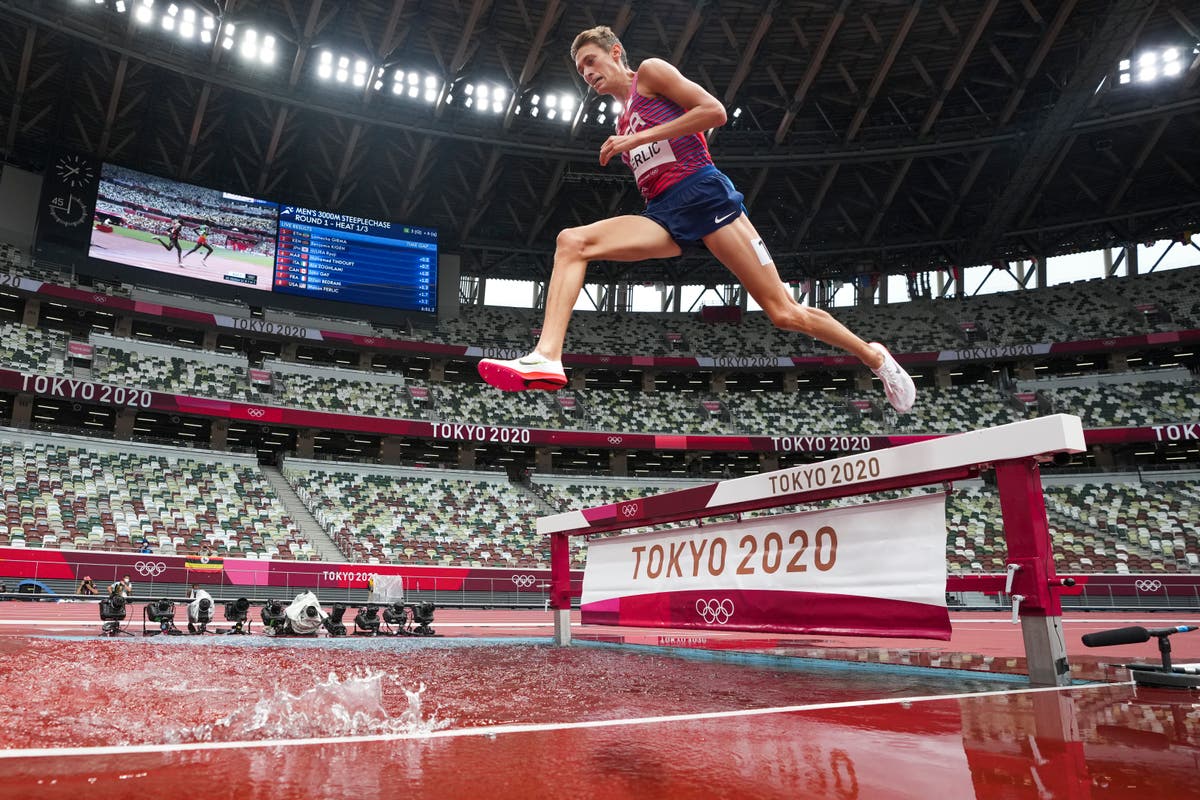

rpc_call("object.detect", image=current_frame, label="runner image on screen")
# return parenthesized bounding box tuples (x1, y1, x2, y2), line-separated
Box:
(183, 223, 215, 264)
(153, 219, 185, 266)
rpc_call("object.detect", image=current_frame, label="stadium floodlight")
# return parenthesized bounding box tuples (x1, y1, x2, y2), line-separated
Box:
(202, 14, 214, 30)
(240, 28, 257, 60)
(135, 3, 152, 25)
(423, 74, 440, 103)
(1120, 46, 1188, 86)
(221, 21, 235, 49)
(1163, 48, 1181, 77)
(167, 2, 178, 15)
(260, 35, 276, 65)
(115, 0, 127, 12)
(162, 14, 174, 30)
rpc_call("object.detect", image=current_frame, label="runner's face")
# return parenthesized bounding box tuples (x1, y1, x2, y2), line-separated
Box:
(575, 43, 622, 96)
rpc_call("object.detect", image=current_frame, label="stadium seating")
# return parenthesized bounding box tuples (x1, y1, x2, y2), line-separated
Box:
(0, 323, 69, 375)
(724, 390, 867, 435)
(92, 342, 256, 401)
(0, 422, 1192, 575)
(941, 478, 1200, 575)
(0, 432, 307, 558)
(1041, 380, 1198, 428)
(580, 388, 727, 434)
(859, 384, 1026, 434)
(0, 242, 25, 271)
(282, 462, 559, 567)
(269, 371, 415, 419)
(275, 463, 1200, 575)
(430, 382, 565, 429)
(8, 258, 1200, 359)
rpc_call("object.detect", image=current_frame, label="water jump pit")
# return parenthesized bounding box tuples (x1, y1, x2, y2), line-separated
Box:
(1, 617, 1199, 800)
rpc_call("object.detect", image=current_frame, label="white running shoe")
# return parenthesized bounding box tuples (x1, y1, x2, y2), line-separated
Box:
(478, 352, 568, 392)
(869, 343, 916, 414)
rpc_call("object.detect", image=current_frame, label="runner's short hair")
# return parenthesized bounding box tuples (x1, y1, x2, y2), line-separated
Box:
(571, 26, 627, 68)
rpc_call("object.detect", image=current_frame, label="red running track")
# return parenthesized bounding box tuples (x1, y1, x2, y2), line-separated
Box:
(0, 604, 1197, 799)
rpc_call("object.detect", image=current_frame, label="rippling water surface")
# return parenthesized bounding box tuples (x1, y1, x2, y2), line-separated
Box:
(0, 635, 1012, 749)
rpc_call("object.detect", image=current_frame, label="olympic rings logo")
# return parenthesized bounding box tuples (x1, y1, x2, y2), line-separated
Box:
(246, 408, 266, 418)
(93, 294, 108, 304)
(511, 575, 536, 588)
(695, 598, 734, 625)
(134, 561, 167, 577)
(620, 502, 640, 518)
(1134, 579, 1163, 592)
(607, 436, 624, 445)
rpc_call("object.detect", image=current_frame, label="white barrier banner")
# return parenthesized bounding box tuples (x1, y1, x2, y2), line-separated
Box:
(581, 493, 951, 639)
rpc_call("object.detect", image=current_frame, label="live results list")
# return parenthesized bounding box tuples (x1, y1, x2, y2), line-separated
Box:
(274, 205, 437, 312)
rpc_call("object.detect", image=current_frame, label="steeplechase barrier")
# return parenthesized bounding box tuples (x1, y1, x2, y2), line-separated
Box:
(540, 414, 1088, 686)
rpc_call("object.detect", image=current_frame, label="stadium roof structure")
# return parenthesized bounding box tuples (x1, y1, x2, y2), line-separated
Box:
(0, 0, 1197, 287)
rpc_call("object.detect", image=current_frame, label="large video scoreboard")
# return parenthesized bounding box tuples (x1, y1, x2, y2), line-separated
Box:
(80, 162, 438, 315)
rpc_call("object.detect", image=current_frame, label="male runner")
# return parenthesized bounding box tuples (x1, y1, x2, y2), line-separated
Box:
(183, 223, 214, 263)
(153, 218, 185, 266)
(478, 26, 915, 413)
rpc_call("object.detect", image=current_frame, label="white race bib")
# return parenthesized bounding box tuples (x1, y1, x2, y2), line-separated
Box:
(626, 139, 677, 180)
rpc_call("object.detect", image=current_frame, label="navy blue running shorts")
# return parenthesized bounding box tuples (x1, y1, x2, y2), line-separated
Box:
(641, 165, 746, 245)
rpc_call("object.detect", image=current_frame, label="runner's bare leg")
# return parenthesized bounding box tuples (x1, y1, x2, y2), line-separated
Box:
(534, 216, 681, 361)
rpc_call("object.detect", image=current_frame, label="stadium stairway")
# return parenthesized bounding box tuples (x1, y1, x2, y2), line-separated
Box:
(518, 478, 568, 517)
(260, 465, 344, 562)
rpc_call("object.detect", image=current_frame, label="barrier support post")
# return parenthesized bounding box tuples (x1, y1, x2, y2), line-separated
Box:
(550, 531, 571, 645)
(995, 458, 1070, 686)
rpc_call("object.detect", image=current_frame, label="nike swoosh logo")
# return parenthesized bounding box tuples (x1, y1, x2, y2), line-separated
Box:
(714, 211, 737, 224)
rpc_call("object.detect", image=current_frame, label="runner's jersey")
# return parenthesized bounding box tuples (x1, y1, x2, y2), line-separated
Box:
(616, 71, 714, 201)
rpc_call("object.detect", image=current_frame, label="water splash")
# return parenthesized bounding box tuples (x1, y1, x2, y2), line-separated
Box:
(172, 670, 452, 743)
